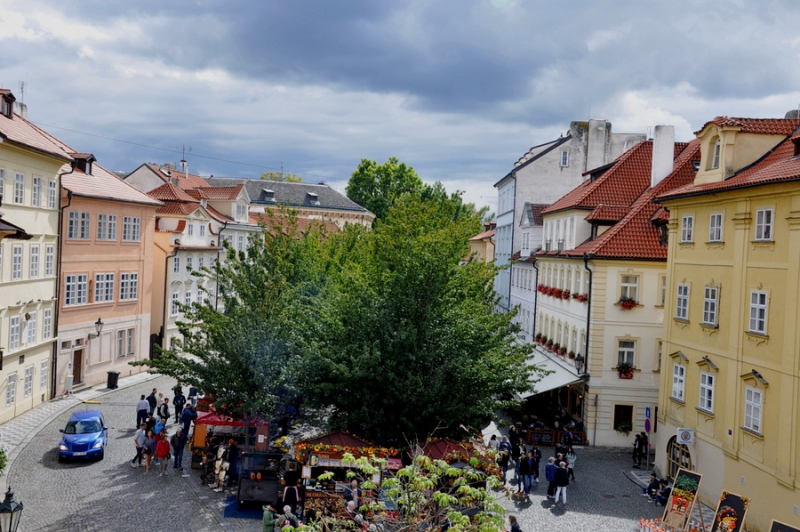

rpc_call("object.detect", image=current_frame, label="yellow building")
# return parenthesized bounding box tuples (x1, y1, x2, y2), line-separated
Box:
(467, 221, 495, 264)
(656, 115, 800, 531)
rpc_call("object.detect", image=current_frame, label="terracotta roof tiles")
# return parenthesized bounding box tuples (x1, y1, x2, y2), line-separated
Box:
(0, 110, 73, 162)
(148, 182, 200, 203)
(695, 117, 800, 136)
(186, 185, 245, 201)
(584, 205, 630, 223)
(143, 163, 209, 190)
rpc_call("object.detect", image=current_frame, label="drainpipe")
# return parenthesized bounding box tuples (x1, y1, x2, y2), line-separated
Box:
(214, 220, 229, 311)
(161, 245, 177, 356)
(531, 258, 539, 337)
(506, 173, 516, 311)
(52, 164, 75, 398)
(583, 252, 595, 446)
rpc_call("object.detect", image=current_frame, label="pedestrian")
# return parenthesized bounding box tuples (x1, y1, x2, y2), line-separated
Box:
(156, 434, 171, 476)
(519, 451, 535, 496)
(654, 479, 671, 506)
(173, 390, 186, 424)
(497, 446, 510, 484)
(158, 397, 170, 422)
(566, 446, 577, 480)
(181, 404, 197, 436)
(508, 515, 521, 532)
(225, 439, 240, 481)
(561, 428, 574, 448)
(131, 422, 147, 468)
(170, 427, 187, 470)
(643, 472, 659, 500)
(275, 505, 299, 530)
(146, 388, 158, 415)
(530, 443, 542, 482)
(639, 432, 649, 467)
(632, 434, 642, 468)
(143, 429, 156, 473)
(488, 434, 498, 449)
(343, 478, 360, 507)
(188, 385, 198, 407)
(554, 460, 569, 505)
(262, 504, 276, 532)
(545, 457, 558, 498)
(136, 395, 149, 428)
(145, 412, 156, 432)
(154, 417, 165, 438)
(508, 424, 520, 450)
(514, 442, 526, 490)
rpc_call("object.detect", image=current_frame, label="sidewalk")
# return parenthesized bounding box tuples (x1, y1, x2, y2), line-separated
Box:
(0, 370, 159, 491)
(626, 466, 715, 531)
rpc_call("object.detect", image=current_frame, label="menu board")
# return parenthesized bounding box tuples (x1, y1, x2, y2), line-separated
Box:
(662, 468, 703, 531)
(709, 491, 749, 532)
(770, 520, 800, 532)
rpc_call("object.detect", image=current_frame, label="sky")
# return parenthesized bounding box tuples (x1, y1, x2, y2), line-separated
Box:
(2, 0, 800, 212)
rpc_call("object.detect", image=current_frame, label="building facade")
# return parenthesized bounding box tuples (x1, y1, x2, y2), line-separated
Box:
(0, 90, 68, 422)
(655, 115, 800, 530)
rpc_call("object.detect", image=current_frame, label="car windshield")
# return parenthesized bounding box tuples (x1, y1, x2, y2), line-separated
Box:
(64, 420, 101, 434)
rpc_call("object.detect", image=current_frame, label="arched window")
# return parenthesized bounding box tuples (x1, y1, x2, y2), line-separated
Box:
(666, 436, 692, 479)
(709, 137, 721, 170)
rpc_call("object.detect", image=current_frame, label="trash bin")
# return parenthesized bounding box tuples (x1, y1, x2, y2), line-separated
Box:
(106, 371, 120, 389)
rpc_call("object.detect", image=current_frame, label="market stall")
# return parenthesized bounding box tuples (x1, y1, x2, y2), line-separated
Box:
(294, 431, 400, 515)
(418, 438, 500, 478)
(190, 412, 270, 469)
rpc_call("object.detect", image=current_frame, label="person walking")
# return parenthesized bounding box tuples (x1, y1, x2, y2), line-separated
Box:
(135, 395, 149, 428)
(188, 386, 198, 407)
(143, 429, 156, 473)
(508, 515, 521, 532)
(566, 447, 577, 480)
(282, 462, 302, 515)
(530, 443, 542, 483)
(632, 434, 642, 468)
(146, 388, 158, 416)
(131, 422, 147, 468)
(170, 427, 187, 470)
(554, 461, 570, 505)
(498, 436, 512, 484)
(158, 397, 170, 423)
(545, 457, 558, 498)
(173, 390, 186, 424)
(181, 404, 197, 437)
(156, 435, 171, 476)
(639, 432, 649, 468)
(275, 505, 299, 530)
(519, 451, 535, 496)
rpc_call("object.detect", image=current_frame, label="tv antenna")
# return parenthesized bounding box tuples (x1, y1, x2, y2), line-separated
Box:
(178, 145, 192, 171)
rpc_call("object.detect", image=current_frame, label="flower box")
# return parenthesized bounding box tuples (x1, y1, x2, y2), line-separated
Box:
(618, 297, 638, 310)
(560, 291, 571, 300)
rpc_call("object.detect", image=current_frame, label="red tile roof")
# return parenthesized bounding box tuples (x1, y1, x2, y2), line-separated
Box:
(660, 131, 800, 201)
(0, 112, 73, 162)
(695, 117, 800, 136)
(62, 163, 162, 206)
(186, 185, 244, 201)
(205, 204, 233, 224)
(148, 182, 200, 203)
(565, 140, 701, 260)
(156, 202, 202, 216)
(584, 205, 630, 223)
(142, 163, 209, 190)
(469, 228, 496, 242)
(542, 141, 688, 215)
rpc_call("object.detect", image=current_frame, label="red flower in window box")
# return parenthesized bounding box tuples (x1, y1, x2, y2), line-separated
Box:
(561, 291, 571, 300)
(576, 293, 589, 303)
(617, 362, 634, 378)
(618, 297, 637, 310)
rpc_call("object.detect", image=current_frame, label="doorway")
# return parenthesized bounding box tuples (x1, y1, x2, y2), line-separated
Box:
(73, 349, 83, 384)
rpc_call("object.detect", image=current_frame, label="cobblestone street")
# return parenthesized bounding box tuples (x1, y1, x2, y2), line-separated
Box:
(5, 373, 673, 531)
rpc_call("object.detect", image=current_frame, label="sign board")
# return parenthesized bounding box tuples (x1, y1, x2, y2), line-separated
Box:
(646, 407, 651, 418)
(677, 428, 695, 445)
(662, 467, 703, 531)
(709, 491, 750, 532)
(770, 520, 800, 532)
(645, 419, 651, 433)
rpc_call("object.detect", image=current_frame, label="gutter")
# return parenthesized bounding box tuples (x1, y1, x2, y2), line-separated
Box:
(161, 246, 177, 356)
(52, 164, 75, 398)
(531, 258, 539, 337)
(582, 253, 594, 372)
(214, 220, 229, 311)
(506, 172, 517, 311)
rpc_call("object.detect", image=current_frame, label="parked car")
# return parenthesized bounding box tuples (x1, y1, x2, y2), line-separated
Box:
(58, 410, 107, 461)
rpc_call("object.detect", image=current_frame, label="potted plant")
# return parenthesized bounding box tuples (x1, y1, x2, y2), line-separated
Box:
(559, 346, 567, 356)
(534, 332, 542, 342)
(616, 422, 633, 434)
(561, 290, 571, 300)
(568, 351, 576, 359)
(571, 292, 579, 299)
(577, 293, 589, 303)
(617, 362, 634, 378)
(546, 339, 554, 349)
(540, 335, 548, 345)
(618, 296, 637, 310)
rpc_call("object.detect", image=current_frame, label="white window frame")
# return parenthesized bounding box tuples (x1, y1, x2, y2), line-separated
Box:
(173, 256, 180, 274)
(43, 309, 52, 339)
(29, 245, 39, 279)
(120, 272, 138, 301)
(710, 138, 721, 170)
(171, 291, 180, 315)
(755, 208, 773, 241)
(95, 273, 115, 303)
(23, 366, 33, 398)
(48, 180, 57, 209)
(744, 386, 762, 433)
(40, 359, 48, 391)
(97, 214, 107, 240)
(11, 245, 22, 281)
(184, 286, 192, 306)
(122, 216, 141, 241)
(702, 286, 718, 326)
(676, 284, 690, 320)
(117, 330, 125, 358)
(45, 245, 55, 276)
(709, 213, 723, 242)
(26, 311, 36, 345)
(617, 340, 636, 367)
(699, 372, 714, 413)
(681, 215, 694, 243)
(13, 173, 24, 204)
(620, 274, 639, 302)
(127, 328, 134, 356)
(672, 363, 686, 401)
(560, 150, 569, 167)
(749, 290, 768, 334)
(79, 212, 90, 239)
(65, 274, 88, 306)
(6, 374, 16, 407)
(187, 223, 194, 237)
(199, 224, 205, 237)
(9, 316, 20, 350)
(32, 176, 42, 207)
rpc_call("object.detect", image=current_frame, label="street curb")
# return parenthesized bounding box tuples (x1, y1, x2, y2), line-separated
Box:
(0, 371, 162, 493)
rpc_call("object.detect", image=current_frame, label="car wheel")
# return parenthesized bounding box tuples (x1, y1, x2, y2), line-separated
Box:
(57, 454, 65, 463)
(97, 450, 104, 461)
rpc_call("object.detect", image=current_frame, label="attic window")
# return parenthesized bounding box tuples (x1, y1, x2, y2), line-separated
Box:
(86, 161, 92, 176)
(709, 138, 721, 170)
(306, 192, 320, 206)
(1, 95, 13, 118)
(692, 160, 701, 172)
(793, 138, 800, 158)
(261, 189, 275, 202)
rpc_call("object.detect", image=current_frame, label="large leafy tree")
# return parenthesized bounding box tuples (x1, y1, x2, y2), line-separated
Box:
(345, 157, 423, 222)
(133, 212, 327, 431)
(301, 193, 533, 445)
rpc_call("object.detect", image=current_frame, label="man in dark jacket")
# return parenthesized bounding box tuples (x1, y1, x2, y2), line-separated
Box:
(554, 461, 570, 504)
(146, 388, 158, 415)
(181, 404, 197, 436)
(530, 443, 542, 482)
(518, 451, 535, 496)
(170, 427, 188, 470)
(545, 457, 558, 498)
(173, 391, 186, 423)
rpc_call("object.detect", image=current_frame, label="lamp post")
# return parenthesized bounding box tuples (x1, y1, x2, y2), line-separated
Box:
(574, 354, 585, 375)
(0, 486, 23, 532)
(87, 317, 104, 341)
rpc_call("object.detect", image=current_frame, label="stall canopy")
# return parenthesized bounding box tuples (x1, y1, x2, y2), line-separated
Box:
(299, 431, 372, 448)
(195, 412, 269, 427)
(517, 349, 582, 400)
(419, 439, 470, 460)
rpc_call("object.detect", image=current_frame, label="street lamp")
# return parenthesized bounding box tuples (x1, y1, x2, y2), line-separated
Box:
(574, 353, 585, 375)
(0, 486, 23, 532)
(87, 317, 104, 341)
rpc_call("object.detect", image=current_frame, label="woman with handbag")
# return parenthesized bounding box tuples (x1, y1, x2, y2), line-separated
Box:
(142, 429, 155, 473)
(156, 434, 171, 477)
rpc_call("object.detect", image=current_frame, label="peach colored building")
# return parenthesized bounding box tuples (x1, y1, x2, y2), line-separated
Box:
(57, 154, 161, 391)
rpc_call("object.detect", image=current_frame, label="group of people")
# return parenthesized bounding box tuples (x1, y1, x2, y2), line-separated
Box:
(491, 425, 577, 505)
(642, 473, 672, 506)
(632, 432, 650, 468)
(131, 386, 198, 475)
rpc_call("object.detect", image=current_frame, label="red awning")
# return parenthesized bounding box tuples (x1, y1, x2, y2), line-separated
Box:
(194, 412, 269, 427)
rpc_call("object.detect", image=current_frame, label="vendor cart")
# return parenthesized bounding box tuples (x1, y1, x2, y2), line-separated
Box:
(237, 450, 285, 509)
(190, 412, 269, 470)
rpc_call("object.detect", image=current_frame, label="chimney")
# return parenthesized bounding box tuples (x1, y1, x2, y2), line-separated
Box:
(651, 125, 675, 188)
(12, 101, 27, 118)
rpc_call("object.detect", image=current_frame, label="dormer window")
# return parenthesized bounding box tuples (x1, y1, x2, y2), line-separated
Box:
(793, 138, 800, 158)
(306, 192, 320, 206)
(1, 93, 15, 118)
(86, 161, 92, 175)
(261, 189, 275, 203)
(709, 138, 721, 170)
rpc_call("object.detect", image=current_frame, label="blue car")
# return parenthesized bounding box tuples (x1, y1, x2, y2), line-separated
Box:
(58, 410, 107, 461)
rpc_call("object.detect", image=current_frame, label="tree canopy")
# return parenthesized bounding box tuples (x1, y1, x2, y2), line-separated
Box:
(300, 193, 533, 445)
(261, 170, 303, 182)
(345, 157, 423, 222)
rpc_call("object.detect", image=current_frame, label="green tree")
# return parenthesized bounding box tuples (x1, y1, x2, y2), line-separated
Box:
(132, 211, 327, 439)
(301, 193, 535, 445)
(345, 157, 423, 222)
(261, 170, 303, 182)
